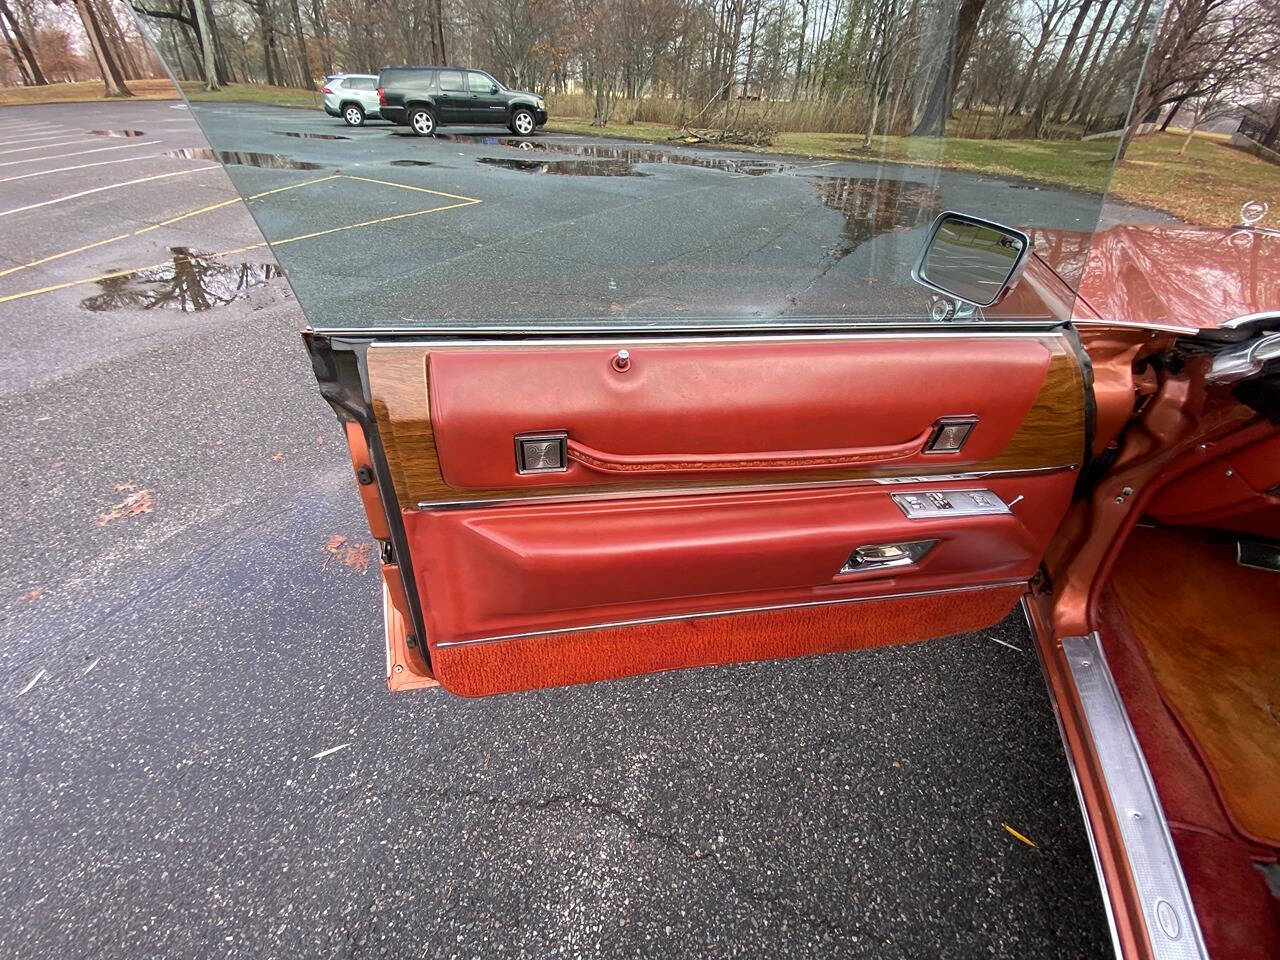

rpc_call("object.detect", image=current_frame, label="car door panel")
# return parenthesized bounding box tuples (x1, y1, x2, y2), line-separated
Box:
(431, 583, 1028, 697)
(312, 329, 1087, 696)
(424, 339, 1065, 492)
(410, 470, 1073, 644)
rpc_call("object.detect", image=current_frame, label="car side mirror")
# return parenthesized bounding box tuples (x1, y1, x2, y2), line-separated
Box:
(491, 85, 499, 94)
(911, 212, 1031, 307)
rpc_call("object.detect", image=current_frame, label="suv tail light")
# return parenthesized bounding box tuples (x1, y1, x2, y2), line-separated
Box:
(377, 87, 387, 106)
(321, 86, 332, 95)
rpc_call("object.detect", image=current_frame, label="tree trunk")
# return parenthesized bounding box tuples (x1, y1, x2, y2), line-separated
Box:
(430, 0, 445, 63)
(73, 0, 133, 96)
(92, 0, 139, 79)
(1159, 93, 1189, 131)
(309, 0, 331, 75)
(1066, 0, 1123, 119)
(0, 8, 32, 84)
(286, 0, 311, 87)
(790, 0, 809, 99)
(1030, 0, 1093, 137)
(0, 0, 46, 84)
(1177, 111, 1200, 155)
(911, 0, 986, 136)
(185, 0, 217, 89)
(1087, 0, 1155, 133)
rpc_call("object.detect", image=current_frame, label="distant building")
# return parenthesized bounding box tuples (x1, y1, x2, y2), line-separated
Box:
(1233, 103, 1279, 164)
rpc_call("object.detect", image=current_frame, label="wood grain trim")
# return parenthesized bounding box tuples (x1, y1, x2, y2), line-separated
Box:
(365, 337, 1085, 507)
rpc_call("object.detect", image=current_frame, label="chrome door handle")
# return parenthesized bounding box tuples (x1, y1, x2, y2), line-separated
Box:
(840, 539, 938, 574)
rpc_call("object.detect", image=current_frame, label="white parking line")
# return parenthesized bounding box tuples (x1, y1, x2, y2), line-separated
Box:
(0, 154, 170, 184)
(0, 138, 97, 156)
(0, 166, 219, 218)
(0, 141, 160, 169)
(0, 131, 81, 146)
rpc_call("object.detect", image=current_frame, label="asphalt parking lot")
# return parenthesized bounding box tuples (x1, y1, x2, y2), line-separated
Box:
(186, 100, 1139, 328)
(1, 100, 1111, 958)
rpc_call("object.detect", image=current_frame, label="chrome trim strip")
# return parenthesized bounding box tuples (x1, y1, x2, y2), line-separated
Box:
(1060, 631, 1209, 960)
(1205, 331, 1280, 384)
(433, 579, 1027, 648)
(362, 332, 1073, 351)
(1073, 318, 1207, 335)
(416, 465, 1076, 511)
(1221, 310, 1280, 329)
(312, 318, 1067, 337)
(1023, 600, 1124, 960)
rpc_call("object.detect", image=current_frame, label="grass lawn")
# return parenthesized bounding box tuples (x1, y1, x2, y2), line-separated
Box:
(1107, 133, 1280, 227)
(0, 78, 180, 105)
(182, 82, 322, 110)
(548, 116, 1273, 226)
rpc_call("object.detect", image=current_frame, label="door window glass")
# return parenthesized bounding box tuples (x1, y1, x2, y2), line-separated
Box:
(126, 0, 1250, 332)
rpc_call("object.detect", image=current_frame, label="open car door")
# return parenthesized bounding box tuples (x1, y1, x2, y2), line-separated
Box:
(307, 294, 1089, 696)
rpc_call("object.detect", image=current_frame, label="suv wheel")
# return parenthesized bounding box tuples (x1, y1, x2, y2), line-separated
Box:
(343, 104, 365, 126)
(408, 106, 436, 136)
(510, 108, 536, 136)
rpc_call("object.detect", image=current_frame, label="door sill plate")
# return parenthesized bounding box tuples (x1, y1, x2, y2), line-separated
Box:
(1060, 632, 1208, 960)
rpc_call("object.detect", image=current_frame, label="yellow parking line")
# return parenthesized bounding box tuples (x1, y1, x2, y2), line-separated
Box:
(0, 175, 339, 278)
(245, 198, 482, 248)
(0, 176, 481, 304)
(337, 173, 482, 203)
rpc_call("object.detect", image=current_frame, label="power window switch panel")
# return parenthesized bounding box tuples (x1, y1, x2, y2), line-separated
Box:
(892, 489, 1011, 519)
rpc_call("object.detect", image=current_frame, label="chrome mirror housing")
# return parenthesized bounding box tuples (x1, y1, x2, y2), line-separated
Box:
(911, 212, 1032, 308)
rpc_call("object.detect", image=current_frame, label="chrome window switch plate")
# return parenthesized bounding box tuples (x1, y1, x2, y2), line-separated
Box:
(891, 489, 1011, 518)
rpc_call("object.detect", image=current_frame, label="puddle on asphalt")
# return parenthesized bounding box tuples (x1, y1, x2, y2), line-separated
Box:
(389, 159, 436, 166)
(477, 157, 647, 177)
(274, 130, 350, 140)
(401, 132, 787, 175)
(80, 247, 283, 313)
(164, 147, 323, 170)
(810, 177, 942, 259)
(492, 139, 789, 175)
(89, 129, 145, 137)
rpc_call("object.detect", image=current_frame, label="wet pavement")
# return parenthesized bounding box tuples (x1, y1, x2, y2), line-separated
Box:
(0, 99, 1115, 959)
(173, 100, 1174, 329)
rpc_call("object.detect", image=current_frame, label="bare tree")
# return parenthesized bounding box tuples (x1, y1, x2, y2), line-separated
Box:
(0, 0, 47, 82)
(61, 0, 133, 93)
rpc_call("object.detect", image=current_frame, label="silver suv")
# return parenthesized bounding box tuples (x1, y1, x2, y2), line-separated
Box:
(322, 74, 383, 127)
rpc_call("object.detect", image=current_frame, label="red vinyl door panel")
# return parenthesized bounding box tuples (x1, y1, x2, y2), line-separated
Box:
(334, 330, 1086, 696)
(427, 338, 1052, 490)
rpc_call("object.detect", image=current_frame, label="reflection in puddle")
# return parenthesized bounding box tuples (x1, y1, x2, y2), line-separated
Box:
(89, 129, 145, 137)
(163, 147, 323, 170)
(80, 247, 283, 313)
(400, 132, 787, 175)
(477, 157, 647, 177)
(274, 130, 350, 140)
(810, 177, 942, 259)
(389, 159, 435, 166)
(494, 139, 789, 175)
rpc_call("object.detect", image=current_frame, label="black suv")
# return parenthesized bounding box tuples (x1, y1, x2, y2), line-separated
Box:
(377, 66, 547, 137)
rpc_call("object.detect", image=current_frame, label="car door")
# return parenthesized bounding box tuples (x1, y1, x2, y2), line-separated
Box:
(465, 71, 507, 124)
(434, 69, 470, 124)
(350, 77, 380, 115)
(307, 296, 1089, 697)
